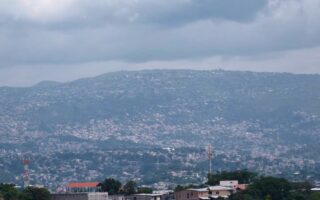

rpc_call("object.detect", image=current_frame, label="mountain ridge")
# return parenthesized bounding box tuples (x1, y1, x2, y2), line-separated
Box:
(1, 69, 320, 187)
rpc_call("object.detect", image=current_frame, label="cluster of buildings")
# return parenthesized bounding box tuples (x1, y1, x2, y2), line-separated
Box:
(50, 180, 247, 200)
(51, 181, 174, 200)
(175, 180, 247, 200)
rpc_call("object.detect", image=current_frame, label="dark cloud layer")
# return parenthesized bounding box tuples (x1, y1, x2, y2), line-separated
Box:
(0, 0, 319, 85)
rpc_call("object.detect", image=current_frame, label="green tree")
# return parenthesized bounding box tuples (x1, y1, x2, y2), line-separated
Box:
(101, 178, 122, 195)
(247, 177, 291, 200)
(265, 194, 272, 200)
(207, 170, 257, 185)
(174, 185, 184, 192)
(123, 180, 137, 195)
(137, 187, 153, 194)
(309, 193, 320, 200)
(0, 184, 20, 200)
(291, 181, 312, 194)
(22, 187, 50, 200)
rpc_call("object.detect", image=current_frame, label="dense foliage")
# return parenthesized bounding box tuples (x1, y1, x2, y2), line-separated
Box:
(101, 178, 122, 195)
(207, 170, 257, 185)
(123, 180, 137, 195)
(0, 184, 50, 200)
(137, 187, 153, 194)
(229, 175, 318, 200)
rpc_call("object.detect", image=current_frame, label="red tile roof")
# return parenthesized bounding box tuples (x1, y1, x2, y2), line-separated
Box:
(67, 182, 100, 188)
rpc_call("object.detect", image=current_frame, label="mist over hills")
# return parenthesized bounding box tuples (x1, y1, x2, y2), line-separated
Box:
(1, 69, 320, 188)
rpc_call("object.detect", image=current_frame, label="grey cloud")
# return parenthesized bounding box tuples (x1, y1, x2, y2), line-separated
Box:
(0, 0, 268, 27)
(0, 0, 319, 79)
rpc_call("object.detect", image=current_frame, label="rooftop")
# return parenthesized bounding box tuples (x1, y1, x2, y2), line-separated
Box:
(209, 186, 233, 191)
(67, 182, 100, 188)
(187, 188, 208, 192)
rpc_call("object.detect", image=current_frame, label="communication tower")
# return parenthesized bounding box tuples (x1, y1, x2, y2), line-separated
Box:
(21, 155, 30, 188)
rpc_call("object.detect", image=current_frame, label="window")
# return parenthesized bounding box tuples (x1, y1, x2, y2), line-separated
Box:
(216, 192, 219, 195)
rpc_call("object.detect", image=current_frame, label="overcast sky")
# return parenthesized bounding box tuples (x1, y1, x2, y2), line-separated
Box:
(0, 0, 320, 86)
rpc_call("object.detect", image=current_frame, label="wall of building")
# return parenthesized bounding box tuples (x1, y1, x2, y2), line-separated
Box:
(109, 195, 125, 200)
(51, 193, 88, 200)
(175, 190, 208, 200)
(88, 193, 108, 200)
(51, 193, 108, 200)
(210, 190, 231, 198)
(126, 195, 161, 200)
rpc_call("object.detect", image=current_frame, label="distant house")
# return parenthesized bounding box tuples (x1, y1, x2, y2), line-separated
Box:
(158, 191, 175, 200)
(235, 184, 248, 191)
(219, 181, 238, 189)
(66, 182, 101, 193)
(175, 188, 209, 200)
(208, 186, 233, 199)
(219, 180, 247, 192)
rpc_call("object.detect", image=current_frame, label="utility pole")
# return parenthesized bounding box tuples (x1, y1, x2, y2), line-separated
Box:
(156, 154, 160, 171)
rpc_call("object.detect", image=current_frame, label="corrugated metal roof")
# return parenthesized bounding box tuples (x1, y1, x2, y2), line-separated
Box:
(67, 182, 100, 188)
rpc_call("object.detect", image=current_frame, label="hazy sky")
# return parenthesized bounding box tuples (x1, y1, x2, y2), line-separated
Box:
(0, 0, 320, 86)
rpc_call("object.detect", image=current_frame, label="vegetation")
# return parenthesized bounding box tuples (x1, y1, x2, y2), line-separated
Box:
(137, 187, 153, 194)
(0, 184, 50, 200)
(22, 187, 50, 200)
(123, 180, 137, 195)
(2, 169, 320, 200)
(178, 170, 319, 200)
(228, 175, 317, 200)
(101, 178, 122, 195)
(174, 184, 197, 192)
(207, 170, 257, 185)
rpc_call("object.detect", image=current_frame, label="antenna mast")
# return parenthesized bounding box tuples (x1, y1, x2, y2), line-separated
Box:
(207, 145, 213, 174)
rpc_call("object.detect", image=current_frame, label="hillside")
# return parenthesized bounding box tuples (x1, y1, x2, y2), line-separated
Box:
(1, 69, 320, 188)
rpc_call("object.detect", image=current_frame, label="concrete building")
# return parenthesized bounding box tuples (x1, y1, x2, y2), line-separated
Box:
(109, 195, 125, 200)
(51, 193, 108, 200)
(311, 188, 320, 192)
(126, 194, 162, 200)
(175, 188, 209, 200)
(66, 182, 101, 193)
(157, 191, 175, 200)
(208, 186, 233, 199)
(219, 181, 238, 189)
(219, 180, 247, 191)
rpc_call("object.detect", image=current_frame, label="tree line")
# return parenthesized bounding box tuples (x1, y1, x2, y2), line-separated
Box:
(0, 184, 50, 200)
(176, 170, 320, 200)
(100, 178, 153, 195)
(2, 170, 320, 200)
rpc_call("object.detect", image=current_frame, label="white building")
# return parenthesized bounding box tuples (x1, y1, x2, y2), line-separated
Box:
(219, 180, 239, 189)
